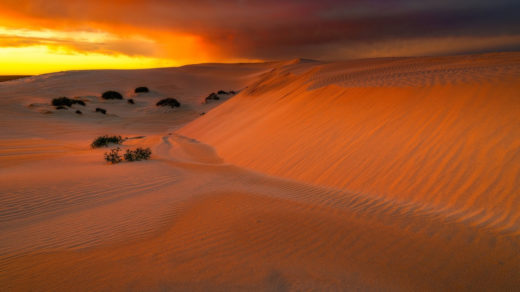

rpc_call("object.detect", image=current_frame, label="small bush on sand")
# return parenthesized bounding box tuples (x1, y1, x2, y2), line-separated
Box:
(95, 107, 107, 114)
(124, 147, 152, 161)
(156, 98, 180, 108)
(91, 135, 123, 148)
(204, 92, 219, 103)
(52, 97, 85, 107)
(75, 110, 82, 114)
(56, 106, 67, 110)
(127, 98, 135, 104)
(135, 87, 149, 93)
(101, 90, 123, 100)
(104, 147, 122, 164)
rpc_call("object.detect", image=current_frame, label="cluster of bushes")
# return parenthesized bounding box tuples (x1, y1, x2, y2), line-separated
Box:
(204, 90, 236, 103)
(156, 98, 180, 108)
(52, 97, 86, 108)
(104, 147, 152, 164)
(91, 135, 123, 148)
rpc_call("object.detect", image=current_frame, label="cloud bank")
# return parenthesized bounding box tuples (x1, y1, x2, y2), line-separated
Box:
(0, 0, 519, 67)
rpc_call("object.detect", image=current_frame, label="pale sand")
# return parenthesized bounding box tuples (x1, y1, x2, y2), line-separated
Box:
(1, 54, 519, 291)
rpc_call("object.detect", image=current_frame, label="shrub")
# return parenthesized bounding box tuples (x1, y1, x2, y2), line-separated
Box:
(95, 107, 107, 114)
(52, 97, 85, 107)
(124, 147, 152, 161)
(204, 92, 219, 103)
(135, 87, 149, 93)
(101, 90, 123, 100)
(156, 98, 180, 108)
(104, 147, 122, 164)
(230, 90, 236, 94)
(127, 98, 135, 104)
(217, 90, 228, 95)
(75, 110, 82, 114)
(91, 135, 123, 148)
(56, 106, 67, 110)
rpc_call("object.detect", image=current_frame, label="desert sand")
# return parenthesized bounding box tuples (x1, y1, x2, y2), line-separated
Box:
(1, 53, 519, 291)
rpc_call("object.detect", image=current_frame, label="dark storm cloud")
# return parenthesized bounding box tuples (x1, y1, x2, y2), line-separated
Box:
(0, 0, 519, 60)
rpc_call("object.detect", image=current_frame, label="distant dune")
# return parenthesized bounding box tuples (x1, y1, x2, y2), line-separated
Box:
(0, 75, 32, 82)
(1, 53, 519, 291)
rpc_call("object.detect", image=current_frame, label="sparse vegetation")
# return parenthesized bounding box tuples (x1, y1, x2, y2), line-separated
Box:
(135, 87, 149, 93)
(52, 97, 86, 107)
(156, 98, 180, 108)
(101, 90, 123, 100)
(204, 92, 219, 103)
(56, 106, 67, 110)
(75, 110, 82, 115)
(95, 107, 107, 114)
(91, 135, 123, 148)
(104, 147, 123, 164)
(124, 147, 152, 161)
(127, 98, 135, 104)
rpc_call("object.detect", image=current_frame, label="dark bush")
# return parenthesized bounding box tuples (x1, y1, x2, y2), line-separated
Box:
(217, 90, 228, 95)
(230, 90, 236, 94)
(200, 112, 206, 115)
(52, 97, 85, 107)
(75, 110, 82, 115)
(56, 106, 67, 110)
(127, 98, 135, 104)
(95, 108, 107, 114)
(205, 92, 219, 103)
(156, 98, 180, 108)
(135, 87, 149, 93)
(124, 147, 152, 161)
(101, 90, 123, 100)
(91, 135, 123, 148)
(104, 147, 122, 164)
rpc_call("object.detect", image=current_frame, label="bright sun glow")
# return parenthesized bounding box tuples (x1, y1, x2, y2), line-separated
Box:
(0, 25, 209, 75)
(0, 46, 180, 75)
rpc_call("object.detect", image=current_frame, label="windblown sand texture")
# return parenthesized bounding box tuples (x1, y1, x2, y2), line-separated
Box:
(1, 53, 519, 291)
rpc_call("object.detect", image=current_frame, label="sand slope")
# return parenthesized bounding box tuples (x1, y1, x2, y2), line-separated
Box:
(1, 54, 520, 291)
(179, 53, 520, 234)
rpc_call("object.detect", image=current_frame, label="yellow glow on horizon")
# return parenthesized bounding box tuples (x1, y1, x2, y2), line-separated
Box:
(0, 24, 233, 75)
(0, 46, 180, 75)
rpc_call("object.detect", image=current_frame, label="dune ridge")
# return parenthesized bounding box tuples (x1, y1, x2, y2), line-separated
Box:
(179, 52, 520, 235)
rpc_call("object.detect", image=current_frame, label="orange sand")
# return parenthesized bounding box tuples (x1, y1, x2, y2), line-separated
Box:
(1, 53, 519, 291)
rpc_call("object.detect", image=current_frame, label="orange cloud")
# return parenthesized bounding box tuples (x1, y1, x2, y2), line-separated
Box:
(0, 0, 518, 74)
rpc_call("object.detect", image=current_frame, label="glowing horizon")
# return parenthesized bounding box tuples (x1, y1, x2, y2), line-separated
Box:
(1, 0, 519, 75)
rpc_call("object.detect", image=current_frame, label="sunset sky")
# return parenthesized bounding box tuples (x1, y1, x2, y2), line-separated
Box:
(1, 0, 519, 75)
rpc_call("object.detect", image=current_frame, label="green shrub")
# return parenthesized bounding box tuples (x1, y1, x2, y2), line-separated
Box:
(104, 147, 122, 164)
(91, 135, 123, 148)
(124, 147, 152, 161)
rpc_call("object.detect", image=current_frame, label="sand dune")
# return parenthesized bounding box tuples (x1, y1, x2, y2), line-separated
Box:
(1, 53, 519, 290)
(179, 53, 520, 234)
